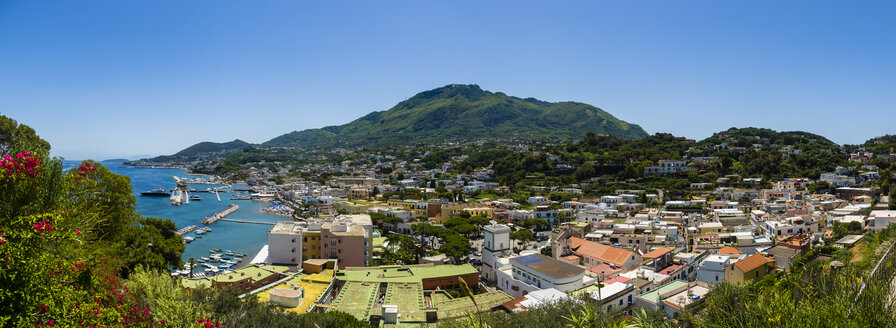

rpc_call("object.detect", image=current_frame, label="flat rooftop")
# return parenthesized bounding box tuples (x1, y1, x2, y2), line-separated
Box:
(511, 254, 584, 280)
(336, 263, 477, 283)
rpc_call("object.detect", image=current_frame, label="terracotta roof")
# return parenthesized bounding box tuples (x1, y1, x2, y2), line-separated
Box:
(588, 263, 622, 275)
(569, 237, 636, 267)
(733, 253, 775, 272)
(602, 275, 631, 285)
(641, 247, 674, 259)
(718, 246, 743, 255)
(562, 255, 581, 261)
(501, 297, 528, 312)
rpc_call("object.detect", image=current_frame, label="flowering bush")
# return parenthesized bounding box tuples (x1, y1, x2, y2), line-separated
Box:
(1, 151, 41, 178)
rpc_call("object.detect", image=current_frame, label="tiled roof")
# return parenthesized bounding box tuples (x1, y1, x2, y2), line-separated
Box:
(733, 253, 775, 272)
(719, 246, 743, 255)
(569, 237, 635, 267)
(641, 247, 674, 259)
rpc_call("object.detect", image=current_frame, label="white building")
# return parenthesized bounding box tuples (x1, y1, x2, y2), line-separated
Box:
(868, 210, 896, 232)
(268, 222, 303, 265)
(696, 255, 729, 285)
(644, 160, 689, 176)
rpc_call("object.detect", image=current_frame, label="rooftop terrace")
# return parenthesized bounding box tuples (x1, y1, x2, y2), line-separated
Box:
(336, 264, 477, 283)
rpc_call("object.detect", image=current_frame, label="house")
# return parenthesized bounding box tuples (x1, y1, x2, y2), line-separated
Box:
(762, 246, 801, 270)
(725, 253, 776, 285)
(644, 160, 689, 176)
(657, 281, 712, 318)
(696, 255, 729, 285)
(568, 237, 642, 270)
(868, 210, 896, 232)
(588, 282, 639, 313)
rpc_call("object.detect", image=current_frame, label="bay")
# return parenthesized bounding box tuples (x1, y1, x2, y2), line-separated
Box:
(63, 160, 288, 269)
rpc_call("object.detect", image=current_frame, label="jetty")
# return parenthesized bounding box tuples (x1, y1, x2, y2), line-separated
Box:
(201, 204, 239, 225)
(176, 225, 198, 236)
(218, 219, 276, 225)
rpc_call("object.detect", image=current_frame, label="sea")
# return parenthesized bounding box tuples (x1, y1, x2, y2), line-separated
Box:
(63, 160, 287, 271)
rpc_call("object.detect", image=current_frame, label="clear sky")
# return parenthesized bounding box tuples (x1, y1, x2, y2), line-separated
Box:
(1, 1, 893, 160)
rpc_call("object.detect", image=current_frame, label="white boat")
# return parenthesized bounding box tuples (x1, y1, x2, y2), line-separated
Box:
(183, 236, 195, 243)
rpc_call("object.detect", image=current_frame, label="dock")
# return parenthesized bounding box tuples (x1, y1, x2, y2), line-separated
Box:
(201, 204, 239, 225)
(218, 219, 276, 225)
(176, 225, 198, 236)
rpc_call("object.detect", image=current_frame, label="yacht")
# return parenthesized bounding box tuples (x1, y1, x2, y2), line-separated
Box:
(140, 188, 171, 196)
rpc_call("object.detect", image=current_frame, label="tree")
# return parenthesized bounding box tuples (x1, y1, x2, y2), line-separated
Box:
(439, 234, 470, 264)
(188, 257, 196, 279)
(890, 187, 896, 210)
(510, 230, 534, 248)
(452, 223, 478, 238)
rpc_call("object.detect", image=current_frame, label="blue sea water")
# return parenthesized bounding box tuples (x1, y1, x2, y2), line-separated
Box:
(63, 160, 287, 267)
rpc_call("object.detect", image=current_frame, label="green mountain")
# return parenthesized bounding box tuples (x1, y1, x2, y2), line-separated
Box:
(264, 84, 648, 148)
(132, 139, 251, 164)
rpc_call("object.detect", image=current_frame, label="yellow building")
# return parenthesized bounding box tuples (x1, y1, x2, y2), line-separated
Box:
(464, 207, 493, 218)
(349, 187, 371, 199)
(725, 253, 776, 284)
(334, 200, 386, 214)
(302, 230, 321, 262)
(387, 200, 428, 218)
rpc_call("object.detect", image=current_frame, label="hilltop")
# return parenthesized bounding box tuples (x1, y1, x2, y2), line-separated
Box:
(263, 84, 648, 147)
(131, 139, 251, 164)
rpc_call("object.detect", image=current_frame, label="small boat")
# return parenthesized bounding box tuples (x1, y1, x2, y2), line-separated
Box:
(190, 195, 202, 201)
(183, 236, 195, 243)
(209, 248, 222, 253)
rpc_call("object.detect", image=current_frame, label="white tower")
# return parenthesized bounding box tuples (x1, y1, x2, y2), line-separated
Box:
(481, 223, 511, 283)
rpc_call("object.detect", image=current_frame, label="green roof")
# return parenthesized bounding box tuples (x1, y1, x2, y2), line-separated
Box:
(336, 264, 477, 283)
(637, 280, 688, 305)
(383, 282, 426, 322)
(180, 277, 211, 289)
(180, 264, 292, 286)
(434, 291, 513, 319)
(330, 281, 380, 320)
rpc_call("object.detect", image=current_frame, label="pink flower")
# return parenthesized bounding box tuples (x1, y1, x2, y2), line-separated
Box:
(75, 230, 81, 235)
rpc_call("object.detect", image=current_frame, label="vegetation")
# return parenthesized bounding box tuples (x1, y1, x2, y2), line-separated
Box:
(0, 115, 182, 326)
(264, 84, 648, 148)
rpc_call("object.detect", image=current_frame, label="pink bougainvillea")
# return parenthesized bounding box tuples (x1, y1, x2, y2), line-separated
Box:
(1, 151, 41, 178)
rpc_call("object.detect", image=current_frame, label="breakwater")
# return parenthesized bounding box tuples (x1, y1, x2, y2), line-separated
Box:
(201, 204, 239, 225)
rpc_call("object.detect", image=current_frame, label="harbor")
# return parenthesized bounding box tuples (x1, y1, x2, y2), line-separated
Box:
(64, 161, 291, 270)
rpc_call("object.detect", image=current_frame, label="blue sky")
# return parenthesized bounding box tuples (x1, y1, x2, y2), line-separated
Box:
(1, 1, 893, 159)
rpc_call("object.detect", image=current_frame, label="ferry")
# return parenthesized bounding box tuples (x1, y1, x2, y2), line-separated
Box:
(140, 188, 171, 196)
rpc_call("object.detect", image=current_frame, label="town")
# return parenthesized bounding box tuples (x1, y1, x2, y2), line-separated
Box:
(167, 129, 896, 326)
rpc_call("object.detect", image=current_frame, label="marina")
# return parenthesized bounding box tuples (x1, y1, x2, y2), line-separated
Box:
(63, 161, 288, 274)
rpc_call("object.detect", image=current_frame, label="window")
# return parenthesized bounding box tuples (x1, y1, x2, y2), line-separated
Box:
(292, 238, 296, 243)
(619, 299, 623, 306)
(715, 276, 719, 282)
(338, 249, 342, 254)
(303, 237, 307, 242)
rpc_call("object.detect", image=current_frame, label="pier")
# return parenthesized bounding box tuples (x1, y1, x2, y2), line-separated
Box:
(175, 225, 198, 236)
(201, 204, 239, 225)
(218, 219, 276, 225)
